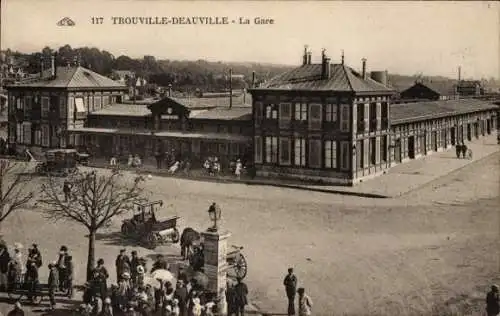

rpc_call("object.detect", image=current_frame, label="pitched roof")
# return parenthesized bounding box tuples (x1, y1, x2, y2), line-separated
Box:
(9, 66, 127, 89)
(189, 106, 252, 120)
(170, 95, 251, 109)
(89, 103, 151, 117)
(255, 63, 393, 93)
(416, 81, 457, 96)
(390, 99, 497, 124)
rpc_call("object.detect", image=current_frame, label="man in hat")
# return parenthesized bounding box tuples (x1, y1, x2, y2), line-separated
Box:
(93, 259, 109, 300)
(48, 262, 59, 310)
(233, 277, 248, 316)
(115, 249, 130, 282)
(487, 284, 500, 316)
(7, 301, 24, 316)
(284, 267, 298, 315)
(130, 251, 139, 287)
(27, 244, 42, 268)
(174, 279, 188, 316)
(63, 180, 72, 202)
(66, 255, 74, 298)
(57, 245, 70, 292)
(0, 241, 11, 292)
(151, 254, 168, 273)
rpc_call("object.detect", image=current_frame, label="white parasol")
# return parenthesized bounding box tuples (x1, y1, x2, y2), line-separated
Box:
(151, 269, 176, 284)
(143, 275, 161, 289)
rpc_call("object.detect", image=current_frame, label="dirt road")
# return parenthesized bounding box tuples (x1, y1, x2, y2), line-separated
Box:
(0, 152, 498, 315)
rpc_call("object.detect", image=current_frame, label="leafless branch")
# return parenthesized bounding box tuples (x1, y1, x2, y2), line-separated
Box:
(0, 160, 35, 223)
(37, 169, 145, 232)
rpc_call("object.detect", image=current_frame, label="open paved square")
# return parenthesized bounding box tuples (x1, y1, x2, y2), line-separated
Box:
(0, 150, 498, 315)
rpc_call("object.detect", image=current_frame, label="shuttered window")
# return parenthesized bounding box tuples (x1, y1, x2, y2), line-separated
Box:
(340, 141, 350, 170)
(24, 96, 32, 120)
(308, 104, 322, 130)
(279, 137, 291, 165)
(324, 140, 337, 169)
(295, 103, 307, 121)
(279, 103, 292, 129)
(59, 96, 67, 118)
(265, 136, 278, 163)
(340, 105, 350, 132)
(308, 139, 321, 168)
(325, 104, 337, 122)
(41, 125, 50, 147)
(294, 138, 306, 166)
(41, 97, 50, 118)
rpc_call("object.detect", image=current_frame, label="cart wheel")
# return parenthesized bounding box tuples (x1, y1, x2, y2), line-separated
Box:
(146, 232, 158, 249)
(171, 228, 180, 243)
(234, 254, 248, 279)
(31, 294, 42, 305)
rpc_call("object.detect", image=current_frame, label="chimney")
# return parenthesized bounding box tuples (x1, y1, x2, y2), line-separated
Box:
(307, 52, 312, 65)
(341, 50, 345, 65)
(252, 71, 256, 88)
(168, 84, 172, 97)
(458, 66, 461, 81)
(321, 49, 331, 79)
(229, 68, 233, 109)
(362, 58, 367, 79)
(40, 57, 44, 78)
(51, 54, 56, 78)
(302, 45, 308, 65)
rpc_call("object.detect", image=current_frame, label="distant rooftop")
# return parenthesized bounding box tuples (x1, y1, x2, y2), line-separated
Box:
(390, 99, 497, 124)
(7, 66, 127, 89)
(189, 106, 252, 120)
(253, 63, 393, 93)
(90, 103, 151, 117)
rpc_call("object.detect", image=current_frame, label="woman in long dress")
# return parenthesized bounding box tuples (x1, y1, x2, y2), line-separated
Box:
(169, 161, 180, 174)
(235, 159, 243, 179)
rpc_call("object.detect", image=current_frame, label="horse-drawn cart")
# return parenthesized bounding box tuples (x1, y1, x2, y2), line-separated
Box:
(7, 283, 70, 305)
(182, 228, 248, 280)
(121, 200, 180, 249)
(35, 149, 80, 177)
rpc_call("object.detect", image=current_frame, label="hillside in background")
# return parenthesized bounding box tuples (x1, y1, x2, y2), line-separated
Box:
(2, 45, 499, 93)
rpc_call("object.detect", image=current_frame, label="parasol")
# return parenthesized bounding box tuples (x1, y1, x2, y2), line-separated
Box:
(191, 271, 209, 290)
(143, 275, 161, 289)
(151, 269, 176, 284)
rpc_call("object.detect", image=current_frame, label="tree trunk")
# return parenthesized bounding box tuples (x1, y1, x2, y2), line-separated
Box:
(86, 230, 96, 281)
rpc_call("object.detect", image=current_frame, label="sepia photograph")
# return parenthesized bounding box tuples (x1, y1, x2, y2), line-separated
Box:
(0, 0, 499, 315)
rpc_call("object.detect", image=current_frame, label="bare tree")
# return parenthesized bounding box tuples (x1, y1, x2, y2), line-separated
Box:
(0, 159, 34, 226)
(38, 169, 145, 280)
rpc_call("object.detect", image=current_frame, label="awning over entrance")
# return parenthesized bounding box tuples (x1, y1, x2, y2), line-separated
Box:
(66, 127, 250, 142)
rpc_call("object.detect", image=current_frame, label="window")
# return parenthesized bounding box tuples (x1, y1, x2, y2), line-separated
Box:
(381, 102, 388, 129)
(309, 104, 322, 130)
(59, 96, 67, 118)
(254, 102, 263, 122)
(325, 104, 337, 122)
(75, 97, 85, 113)
(16, 123, 23, 144)
(357, 104, 365, 131)
(279, 103, 292, 128)
(370, 138, 376, 165)
(308, 139, 321, 168)
(41, 97, 50, 117)
(22, 122, 31, 145)
(294, 138, 306, 166)
(34, 128, 41, 146)
(356, 140, 363, 169)
(324, 140, 337, 169)
(369, 103, 377, 131)
(16, 97, 22, 110)
(8, 124, 16, 143)
(94, 96, 102, 111)
(279, 137, 291, 165)
(340, 105, 350, 132)
(340, 141, 350, 170)
(265, 136, 278, 163)
(41, 125, 50, 147)
(103, 96, 110, 106)
(265, 104, 278, 119)
(24, 96, 32, 120)
(381, 135, 387, 162)
(295, 103, 307, 121)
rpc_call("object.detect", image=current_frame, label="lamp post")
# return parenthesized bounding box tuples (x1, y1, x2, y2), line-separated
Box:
(207, 202, 222, 232)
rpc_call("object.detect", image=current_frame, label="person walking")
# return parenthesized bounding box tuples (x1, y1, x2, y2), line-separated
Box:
(235, 159, 243, 180)
(174, 279, 188, 316)
(63, 180, 72, 202)
(115, 249, 130, 282)
(284, 268, 298, 315)
(7, 301, 24, 316)
(455, 144, 462, 159)
(461, 143, 468, 159)
(234, 277, 248, 316)
(48, 262, 59, 310)
(487, 284, 500, 316)
(57, 245, 69, 292)
(297, 288, 312, 316)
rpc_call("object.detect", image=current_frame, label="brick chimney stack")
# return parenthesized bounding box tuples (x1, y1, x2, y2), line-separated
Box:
(302, 45, 308, 65)
(362, 58, 367, 79)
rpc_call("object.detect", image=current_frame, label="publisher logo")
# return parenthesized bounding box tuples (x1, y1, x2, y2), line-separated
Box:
(57, 17, 76, 27)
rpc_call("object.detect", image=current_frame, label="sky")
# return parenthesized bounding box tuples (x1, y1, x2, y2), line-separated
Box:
(1, 0, 499, 80)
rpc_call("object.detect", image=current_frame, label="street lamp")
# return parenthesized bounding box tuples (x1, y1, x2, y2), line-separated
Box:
(207, 202, 222, 232)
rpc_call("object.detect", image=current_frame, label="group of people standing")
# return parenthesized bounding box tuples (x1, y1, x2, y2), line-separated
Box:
(455, 143, 473, 159)
(0, 241, 73, 310)
(283, 268, 312, 316)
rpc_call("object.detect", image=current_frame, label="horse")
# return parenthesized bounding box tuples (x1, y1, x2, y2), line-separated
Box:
(180, 228, 201, 260)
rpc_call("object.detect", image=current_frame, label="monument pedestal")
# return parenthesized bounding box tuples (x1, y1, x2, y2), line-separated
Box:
(202, 229, 231, 315)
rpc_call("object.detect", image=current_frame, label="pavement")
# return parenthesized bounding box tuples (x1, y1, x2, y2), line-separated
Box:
(88, 134, 499, 199)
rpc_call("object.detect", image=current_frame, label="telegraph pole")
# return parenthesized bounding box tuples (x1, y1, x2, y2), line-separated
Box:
(229, 68, 233, 109)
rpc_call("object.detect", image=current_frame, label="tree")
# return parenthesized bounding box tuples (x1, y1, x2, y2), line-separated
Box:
(38, 170, 145, 280)
(0, 160, 34, 228)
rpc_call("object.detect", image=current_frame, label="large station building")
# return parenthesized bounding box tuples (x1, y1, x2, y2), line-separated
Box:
(6, 50, 498, 185)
